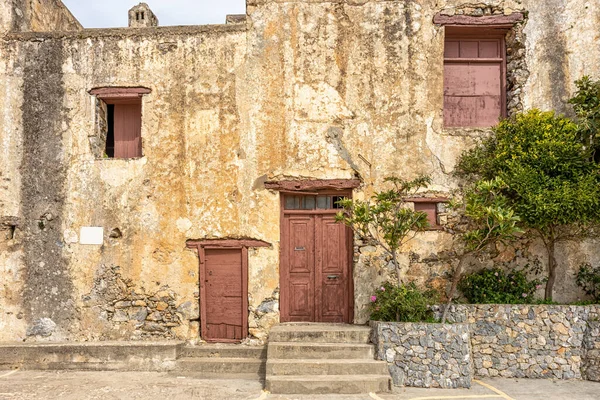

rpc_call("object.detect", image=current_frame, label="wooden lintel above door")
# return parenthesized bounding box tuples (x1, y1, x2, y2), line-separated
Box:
(265, 179, 361, 192)
(186, 239, 271, 249)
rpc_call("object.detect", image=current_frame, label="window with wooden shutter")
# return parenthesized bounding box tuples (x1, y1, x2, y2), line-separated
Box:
(444, 28, 506, 128)
(89, 87, 150, 159)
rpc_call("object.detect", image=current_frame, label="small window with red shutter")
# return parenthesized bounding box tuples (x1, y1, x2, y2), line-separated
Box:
(443, 28, 506, 128)
(407, 198, 449, 230)
(89, 87, 151, 159)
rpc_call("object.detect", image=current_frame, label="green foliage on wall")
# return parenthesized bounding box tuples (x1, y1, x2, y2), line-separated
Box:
(335, 176, 431, 287)
(457, 109, 600, 300)
(369, 282, 439, 322)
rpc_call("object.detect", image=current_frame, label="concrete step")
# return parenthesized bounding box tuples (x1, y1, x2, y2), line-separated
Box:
(179, 344, 266, 359)
(268, 342, 374, 359)
(266, 358, 389, 376)
(176, 357, 266, 375)
(0, 341, 182, 371)
(265, 374, 392, 394)
(269, 323, 371, 343)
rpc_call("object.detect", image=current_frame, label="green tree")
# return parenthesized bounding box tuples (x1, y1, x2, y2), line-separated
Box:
(335, 176, 431, 287)
(441, 178, 522, 322)
(457, 109, 600, 300)
(569, 76, 600, 162)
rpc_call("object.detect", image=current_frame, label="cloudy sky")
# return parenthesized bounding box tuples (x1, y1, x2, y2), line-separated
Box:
(62, 1, 246, 28)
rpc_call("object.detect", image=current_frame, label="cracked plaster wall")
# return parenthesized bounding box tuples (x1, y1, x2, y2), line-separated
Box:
(0, 0, 600, 341)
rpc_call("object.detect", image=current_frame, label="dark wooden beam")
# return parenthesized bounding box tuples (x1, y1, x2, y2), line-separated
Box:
(433, 13, 524, 26)
(264, 179, 361, 192)
(405, 197, 450, 203)
(186, 239, 271, 248)
(89, 87, 152, 99)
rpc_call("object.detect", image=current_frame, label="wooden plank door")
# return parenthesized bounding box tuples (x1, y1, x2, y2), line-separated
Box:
(202, 248, 245, 341)
(316, 215, 350, 323)
(280, 204, 351, 323)
(281, 214, 315, 322)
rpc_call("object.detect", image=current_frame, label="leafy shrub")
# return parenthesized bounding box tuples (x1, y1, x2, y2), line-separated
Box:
(576, 263, 600, 302)
(369, 282, 439, 322)
(458, 267, 541, 304)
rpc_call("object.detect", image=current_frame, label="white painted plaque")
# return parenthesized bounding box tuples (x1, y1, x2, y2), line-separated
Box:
(79, 227, 104, 245)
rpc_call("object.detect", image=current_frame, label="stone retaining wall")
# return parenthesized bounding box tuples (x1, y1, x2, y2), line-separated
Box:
(373, 305, 600, 388)
(582, 320, 600, 382)
(437, 304, 600, 379)
(371, 321, 472, 389)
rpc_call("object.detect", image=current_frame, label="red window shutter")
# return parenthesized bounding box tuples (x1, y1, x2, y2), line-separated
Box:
(114, 102, 142, 158)
(444, 37, 505, 128)
(414, 202, 438, 227)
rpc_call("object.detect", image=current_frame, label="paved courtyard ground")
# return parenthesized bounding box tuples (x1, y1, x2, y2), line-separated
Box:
(0, 370, 599, 400)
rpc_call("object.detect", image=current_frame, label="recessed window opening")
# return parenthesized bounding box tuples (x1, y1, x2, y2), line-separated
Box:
(89, 87, 151, 160)
(136, 12, 140, 21)
(141, 12, 145, 20)
(100, 98, 142, 159)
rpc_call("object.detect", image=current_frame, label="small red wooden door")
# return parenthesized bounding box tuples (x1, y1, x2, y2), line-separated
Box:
(203, 249, 245, 341)
(281, 194, 352, 323)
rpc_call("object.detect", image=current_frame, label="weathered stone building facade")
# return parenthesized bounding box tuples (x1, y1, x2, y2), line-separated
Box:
(0, 0, 599, 343)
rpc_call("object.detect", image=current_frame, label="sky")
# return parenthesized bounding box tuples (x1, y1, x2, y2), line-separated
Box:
(61, 1, 246, 28)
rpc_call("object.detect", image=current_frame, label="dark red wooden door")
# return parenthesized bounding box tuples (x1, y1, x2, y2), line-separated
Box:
(283, 215, 316, 321)
(203, 249, 244, 341)
(281, 197, 351, 323)
(316, 215, 350, 322)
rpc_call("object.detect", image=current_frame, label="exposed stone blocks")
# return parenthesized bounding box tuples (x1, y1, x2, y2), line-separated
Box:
(371, 321, 473, 389)
(582, 321, 600, 382)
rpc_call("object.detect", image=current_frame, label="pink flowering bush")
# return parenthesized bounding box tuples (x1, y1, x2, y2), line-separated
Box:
(369, 282, 439, 322)
(458, 267, 542, 304)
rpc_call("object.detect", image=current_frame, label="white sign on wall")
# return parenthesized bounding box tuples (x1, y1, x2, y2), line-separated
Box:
(79, 227, 104, 245)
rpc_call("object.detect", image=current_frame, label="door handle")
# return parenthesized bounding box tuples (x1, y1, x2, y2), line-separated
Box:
(294, 247, 306, 251)
(327, 275, 339, 280)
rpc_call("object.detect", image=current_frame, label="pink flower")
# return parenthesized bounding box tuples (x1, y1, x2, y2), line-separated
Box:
(536, 285, 542, 290)
(494, 272, 499, 277)
(370, 295, 377, 302)
(522, 293, 527, 298)
(380, 287, 385, 292)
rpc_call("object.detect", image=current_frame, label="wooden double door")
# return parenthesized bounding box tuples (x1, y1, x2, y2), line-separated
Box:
(280, 193, 353, 323)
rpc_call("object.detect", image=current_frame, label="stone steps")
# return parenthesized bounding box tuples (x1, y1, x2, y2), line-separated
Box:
(268, 341, 375, 359)
(179, 343, 267, 359)
(265, 323, 391, 394)
(269, 323, 371, 343)
(175, 344, 266, 379)
(265, 374, 392, 395)
(266, 358, 389, 375)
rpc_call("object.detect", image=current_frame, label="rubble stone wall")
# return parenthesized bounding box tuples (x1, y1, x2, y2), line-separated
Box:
(371, 321, 473, 389)
(582, 320, 600, 382)
(374, 305, 600, 387)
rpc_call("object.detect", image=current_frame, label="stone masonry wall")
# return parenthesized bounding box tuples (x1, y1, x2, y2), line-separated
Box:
(373, 305, 600, 388)
(582, 320, 600, 382)
(371, 321, 473, 389)
(436, 304, 600, 379)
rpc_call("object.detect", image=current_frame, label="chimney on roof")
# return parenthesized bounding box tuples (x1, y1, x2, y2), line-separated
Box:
(128, 3, 159, 28)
